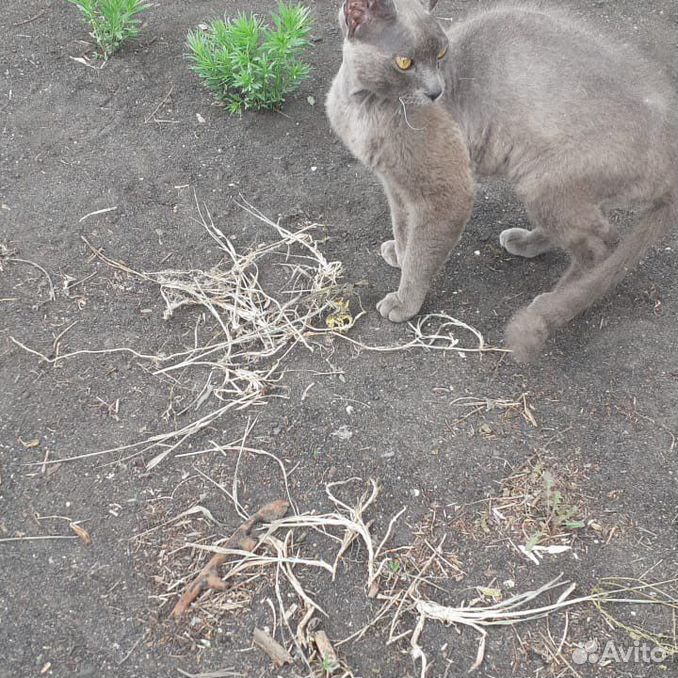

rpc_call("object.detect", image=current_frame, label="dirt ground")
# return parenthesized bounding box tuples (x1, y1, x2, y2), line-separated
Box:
(1, 1, 677, 677)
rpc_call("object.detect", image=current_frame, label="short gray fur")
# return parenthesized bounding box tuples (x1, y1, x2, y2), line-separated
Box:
(326, 0, 677, 362)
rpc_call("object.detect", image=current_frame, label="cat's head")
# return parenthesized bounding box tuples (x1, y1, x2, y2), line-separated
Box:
(339, 0, 448, 105)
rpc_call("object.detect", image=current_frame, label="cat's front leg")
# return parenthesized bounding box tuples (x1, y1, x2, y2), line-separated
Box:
(377, 199, 472, 323)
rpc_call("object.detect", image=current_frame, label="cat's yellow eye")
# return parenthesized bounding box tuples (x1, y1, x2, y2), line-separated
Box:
(437, 46, 448, 60)
(395, 56, 413, 71)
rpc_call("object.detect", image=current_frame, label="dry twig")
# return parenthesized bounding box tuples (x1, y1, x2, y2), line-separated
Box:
(252, 628, 293, 667)
(171, 499, 289, 618)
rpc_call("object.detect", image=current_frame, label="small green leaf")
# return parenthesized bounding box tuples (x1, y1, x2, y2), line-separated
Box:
(477, 586, 502, 600)
(525, 531, 543, 551)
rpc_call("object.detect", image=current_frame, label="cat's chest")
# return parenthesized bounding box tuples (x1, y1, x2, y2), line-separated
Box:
(326, 87, 393, 170)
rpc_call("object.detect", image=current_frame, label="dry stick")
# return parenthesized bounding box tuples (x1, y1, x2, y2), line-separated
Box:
(117, 630, 148, 666)
(10, 335, 159, 366)
(388, 543, 441, 646)
(373, 506, 408, 576)
(132, 504, 217, 542)
(231, 419, 255, 521)
(326, 479, 379, 587)
(145, 85, 174, 124)
(274, 558, 314, 674)
(171, 499, 289, 618)
(22, 383, 266, 466)
(176, 669, 242, 678)
(13, 6, 50, 26)
(52, 320, 79, 356)
(252, 628, 293, 668)
(410, 615, 429, 678)
(268, 533, 328, 616)
(266, 598, 278, 638)
(209, 435, 299, 517)
(81, 236, 153, 281)
(79, 206, 118, 223)
(314, 311, 507, 355)
(335, 591, 404, 647)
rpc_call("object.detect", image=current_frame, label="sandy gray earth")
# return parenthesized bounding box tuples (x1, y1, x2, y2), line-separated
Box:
(1, 1, 677, 677)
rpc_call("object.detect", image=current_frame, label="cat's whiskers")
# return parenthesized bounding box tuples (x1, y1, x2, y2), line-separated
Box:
(398, 97, 425, 131)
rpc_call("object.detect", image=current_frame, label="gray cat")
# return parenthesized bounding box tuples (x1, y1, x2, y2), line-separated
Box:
(326, 0, 677, 362)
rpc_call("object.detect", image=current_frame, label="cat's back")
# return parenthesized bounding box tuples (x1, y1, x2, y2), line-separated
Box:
(443, 4, 676, 179)
(444, 4, 674, 119)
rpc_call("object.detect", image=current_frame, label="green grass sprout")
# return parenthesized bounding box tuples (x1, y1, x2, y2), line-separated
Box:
(66, 0, 149, 59)
(186, 3, 312, 113)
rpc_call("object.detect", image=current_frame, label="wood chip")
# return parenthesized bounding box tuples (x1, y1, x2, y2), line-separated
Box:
(314, 630, 338, 669)
(252, 628, 293, 668)
(69, 522, 92, 545)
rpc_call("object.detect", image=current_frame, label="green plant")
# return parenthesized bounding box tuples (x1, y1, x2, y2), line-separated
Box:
(67, 0, 149, 58)
(186, 3, 312, 113)
(543, 470, 585, 530)
(321, 655, 338, 674)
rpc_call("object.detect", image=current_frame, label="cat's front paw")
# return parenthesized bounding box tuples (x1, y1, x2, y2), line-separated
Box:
(377, 292, 420, 323)
(380, 240, 400, 268)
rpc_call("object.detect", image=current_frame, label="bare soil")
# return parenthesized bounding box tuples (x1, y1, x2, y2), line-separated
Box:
(1, 1, 677, 677)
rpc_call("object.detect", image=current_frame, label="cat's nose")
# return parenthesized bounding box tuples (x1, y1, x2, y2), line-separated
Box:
(425, 87, 443, 101)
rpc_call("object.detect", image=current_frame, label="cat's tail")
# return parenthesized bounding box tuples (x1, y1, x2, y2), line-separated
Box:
(506, 192, 677, 362)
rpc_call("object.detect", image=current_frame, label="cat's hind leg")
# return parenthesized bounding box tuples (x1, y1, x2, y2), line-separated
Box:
(381, 184, 408, 268)
(381, 241, 400, 268)
(505, 198, 620, 361)
(552, 208, 620, 290)
(499, 227, 554, 258)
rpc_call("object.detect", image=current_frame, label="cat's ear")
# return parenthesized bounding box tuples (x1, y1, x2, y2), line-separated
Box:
(342, 0, 396, 38)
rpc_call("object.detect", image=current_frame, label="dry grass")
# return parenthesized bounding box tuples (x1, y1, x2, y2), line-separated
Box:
(440, 391, 538, 433)
(13, 196, 351, 466)
(134, 456, 677, 676)
(471, 452, 599, 557)
(12, 196, 498, 468)
(406, 575, 678, 675)
(137, 475, 387, 673)
(1, 242, 56, 302)
(135, 500, 267, 650)
(592, 576, 678, 658)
